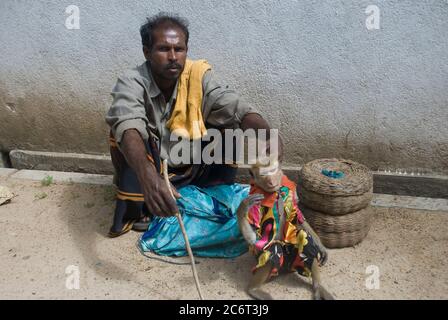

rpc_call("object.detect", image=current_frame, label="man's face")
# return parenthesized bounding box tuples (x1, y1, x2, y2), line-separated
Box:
(144, 26, 188, 81)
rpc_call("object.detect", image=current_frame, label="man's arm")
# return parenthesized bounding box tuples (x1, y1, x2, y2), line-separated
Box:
(105, 74, 150, 144)
(240, 113, 284, 162)
(201, 71, 284, 162)
(121, 129, 180, 217)
(106, 72, 179, 217)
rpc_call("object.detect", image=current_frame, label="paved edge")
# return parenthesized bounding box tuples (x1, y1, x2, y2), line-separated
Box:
(235, 167, 448, 199)
(6, 150, 448, 199)
(9, 169, 113, 185)
(9, 149, 114, 175)
(0, 168, 18, 178)
(372, 194, 448, 212)
(3, 169, 447, 212)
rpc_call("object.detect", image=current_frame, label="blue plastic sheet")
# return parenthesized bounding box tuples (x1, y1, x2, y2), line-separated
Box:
(139, 183, 250, 258)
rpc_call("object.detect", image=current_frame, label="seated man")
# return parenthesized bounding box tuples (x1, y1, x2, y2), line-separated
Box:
(105, 12, 281, 240)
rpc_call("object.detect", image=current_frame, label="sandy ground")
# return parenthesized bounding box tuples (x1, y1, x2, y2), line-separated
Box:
(0, 177, 447, 300)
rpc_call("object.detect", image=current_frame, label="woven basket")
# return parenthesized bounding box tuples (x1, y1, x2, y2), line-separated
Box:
(299, 186, 373, 215)
(299, 158, 373, 196)
(301, 205, 372, 233)
(300, 204, 372, 248)
(316, 227, 371, 249)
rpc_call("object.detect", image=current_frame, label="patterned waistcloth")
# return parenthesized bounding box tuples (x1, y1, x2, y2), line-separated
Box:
(108, 131, 249, 258)
(108, 130, 238, 234)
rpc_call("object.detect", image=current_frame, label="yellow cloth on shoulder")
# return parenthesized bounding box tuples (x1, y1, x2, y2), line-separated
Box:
(166, 59, 211, 140)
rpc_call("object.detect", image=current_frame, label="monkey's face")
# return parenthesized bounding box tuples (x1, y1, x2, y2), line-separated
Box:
(250, 164, 283, 193)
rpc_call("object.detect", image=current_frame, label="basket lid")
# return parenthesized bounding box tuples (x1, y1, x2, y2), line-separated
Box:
(299, 158, 373, 196)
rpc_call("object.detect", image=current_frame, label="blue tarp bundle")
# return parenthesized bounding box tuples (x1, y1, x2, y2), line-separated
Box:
(139, 183, 250, 258)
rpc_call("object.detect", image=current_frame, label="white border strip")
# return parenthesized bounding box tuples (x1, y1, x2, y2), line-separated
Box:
(372, 194, 448, 212)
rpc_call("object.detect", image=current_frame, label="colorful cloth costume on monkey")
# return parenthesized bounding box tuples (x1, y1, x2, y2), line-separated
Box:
(247, 175, 324, 278)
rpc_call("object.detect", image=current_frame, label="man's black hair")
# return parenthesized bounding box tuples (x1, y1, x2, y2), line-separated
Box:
(140, 12, 189, 50)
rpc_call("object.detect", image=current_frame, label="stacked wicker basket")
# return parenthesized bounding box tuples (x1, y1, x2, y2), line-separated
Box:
(298, 159, 373, 248)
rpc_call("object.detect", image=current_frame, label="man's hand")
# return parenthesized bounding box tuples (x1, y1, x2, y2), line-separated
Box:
(138, 166, 181, 217)
(121, 129, 180, 217)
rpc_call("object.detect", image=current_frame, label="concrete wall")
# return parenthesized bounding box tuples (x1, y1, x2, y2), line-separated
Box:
(1, 0, 447, 173)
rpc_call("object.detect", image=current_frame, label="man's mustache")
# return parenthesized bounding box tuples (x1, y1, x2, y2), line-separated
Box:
(165, 63, 182, 70)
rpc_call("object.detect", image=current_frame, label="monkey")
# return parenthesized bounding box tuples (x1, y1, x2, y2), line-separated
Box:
(236, 157, 335, 300)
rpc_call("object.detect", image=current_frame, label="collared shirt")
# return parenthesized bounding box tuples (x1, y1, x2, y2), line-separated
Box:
(105, 61, 258, 166)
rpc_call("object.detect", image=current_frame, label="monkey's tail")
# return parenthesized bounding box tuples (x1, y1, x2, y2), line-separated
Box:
(319, 286, 336, 300)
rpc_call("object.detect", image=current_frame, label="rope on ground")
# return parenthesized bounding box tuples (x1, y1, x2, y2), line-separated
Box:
(135, 239, 200, 266)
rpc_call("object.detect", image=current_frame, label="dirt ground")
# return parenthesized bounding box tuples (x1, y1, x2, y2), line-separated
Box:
(0, 177, 447, 300)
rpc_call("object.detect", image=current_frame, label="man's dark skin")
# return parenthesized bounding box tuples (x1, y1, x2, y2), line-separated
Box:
(121, 23, 281, 217)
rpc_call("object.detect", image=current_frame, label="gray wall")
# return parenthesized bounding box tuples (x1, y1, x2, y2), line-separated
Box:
(1, 0, 447, 173)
